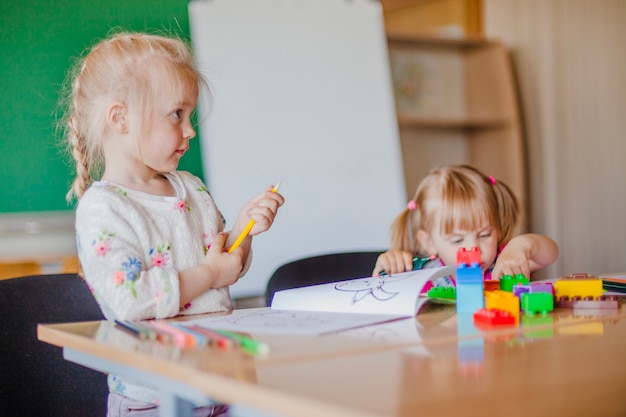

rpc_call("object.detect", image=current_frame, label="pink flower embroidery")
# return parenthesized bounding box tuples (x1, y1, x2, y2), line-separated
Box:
(95, 241, 110, 256)
(92, 231, 115, 257)
(113, 271, 125, 285)
(175, 200, 191, 212)
(151, 252, 169, 268)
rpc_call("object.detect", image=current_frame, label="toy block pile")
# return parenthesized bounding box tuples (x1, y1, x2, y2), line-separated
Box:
(426, 247, 620, 328)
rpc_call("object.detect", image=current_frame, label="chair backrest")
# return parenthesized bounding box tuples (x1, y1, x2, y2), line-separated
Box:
(265, 251, 383, 306)
(0, 273, 107, 416)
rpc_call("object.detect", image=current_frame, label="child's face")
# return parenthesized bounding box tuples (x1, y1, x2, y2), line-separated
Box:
(418, 222, 499, 272)
(141, 86, 198, 173)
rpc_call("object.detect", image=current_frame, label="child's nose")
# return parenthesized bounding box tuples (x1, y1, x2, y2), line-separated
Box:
(184, 125, 196, 140)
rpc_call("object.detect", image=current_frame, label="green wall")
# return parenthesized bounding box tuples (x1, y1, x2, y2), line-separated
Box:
(0, 0, 204, 213)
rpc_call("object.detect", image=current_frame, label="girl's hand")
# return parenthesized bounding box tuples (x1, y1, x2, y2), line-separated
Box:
(179, 233, 245, 306)
(372, 250, 414, 276)
(233, 185, 285, 237)
(202, 233, 245, 288)
(491, 234, 558, 280)
(491, 242, 531, 280)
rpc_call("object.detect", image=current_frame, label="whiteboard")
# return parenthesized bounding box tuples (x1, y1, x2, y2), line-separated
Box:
(189, 0, 406, 298)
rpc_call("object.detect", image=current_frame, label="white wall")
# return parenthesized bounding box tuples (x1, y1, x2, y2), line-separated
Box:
(189, 0, 406, 298)
(484, 0, 626, 278)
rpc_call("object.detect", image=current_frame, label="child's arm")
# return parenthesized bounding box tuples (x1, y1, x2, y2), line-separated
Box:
(179, 233, 244, 305)
(491, 233, 559, 280)
(372, 250, 415, 276)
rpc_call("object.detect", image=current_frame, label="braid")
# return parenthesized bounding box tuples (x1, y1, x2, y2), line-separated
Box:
(65, 117, 92, 202)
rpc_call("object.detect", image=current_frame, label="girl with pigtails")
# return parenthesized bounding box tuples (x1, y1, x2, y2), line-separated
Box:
(373, 165, 558, 287)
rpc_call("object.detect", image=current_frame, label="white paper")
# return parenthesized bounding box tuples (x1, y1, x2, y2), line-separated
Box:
(271, 267, 454, 316)
(186, 266, 454, 335)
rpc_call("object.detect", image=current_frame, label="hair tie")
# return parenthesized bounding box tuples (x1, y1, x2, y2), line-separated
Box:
(488, 176, 496, 185)
(407, 200, 417, 211)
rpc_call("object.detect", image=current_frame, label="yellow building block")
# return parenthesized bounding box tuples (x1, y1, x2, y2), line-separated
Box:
(484, 290, 520, 319)
(554, 278, 603, 299)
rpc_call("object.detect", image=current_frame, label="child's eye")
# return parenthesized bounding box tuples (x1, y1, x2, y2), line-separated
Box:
(479, 232, 491, 238)
(172, 110, 182, 119)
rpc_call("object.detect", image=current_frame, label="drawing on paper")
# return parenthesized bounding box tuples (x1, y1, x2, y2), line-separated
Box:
(334, 274, 412, 304)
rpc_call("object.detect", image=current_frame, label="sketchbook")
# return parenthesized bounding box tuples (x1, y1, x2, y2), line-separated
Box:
(186, 266, 455, 335)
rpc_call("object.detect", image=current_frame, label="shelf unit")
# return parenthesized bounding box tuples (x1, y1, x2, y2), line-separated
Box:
(386, 32, 527, 218)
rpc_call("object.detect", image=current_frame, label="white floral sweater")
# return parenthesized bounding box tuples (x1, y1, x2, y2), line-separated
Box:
(76, 170, 238, 404)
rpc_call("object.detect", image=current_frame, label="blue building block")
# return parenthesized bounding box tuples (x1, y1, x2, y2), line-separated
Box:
(456, 263, 482, 283)
(456, 262, 484, 312)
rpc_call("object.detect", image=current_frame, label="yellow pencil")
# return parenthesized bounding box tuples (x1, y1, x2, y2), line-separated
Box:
(228, 182, 281, 253)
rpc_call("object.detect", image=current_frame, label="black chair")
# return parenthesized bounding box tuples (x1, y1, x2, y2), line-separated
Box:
(0, 273, 108, 416)
(265, 251, 384, 306)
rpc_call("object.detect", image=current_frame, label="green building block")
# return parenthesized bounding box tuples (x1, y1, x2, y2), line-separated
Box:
(500, 274, 530, 292)
(427, 286, 456, 300)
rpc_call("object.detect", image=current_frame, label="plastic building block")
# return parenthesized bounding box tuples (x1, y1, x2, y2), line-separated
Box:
(499, 274, 530, 292)
(427, 286, 456, 299)
(514, 282, 553, 298)
(520, 292, 554, 315)
(457, 247, 481, 266)
(484, 290, 519, 318)
(529, 282, 554, 294)
(554, 277, 603, 299)
(457, 282, 484, 313)
(473, 308, 516, 326)
(456, 263, 484, 313)
(483, 279, 499, 292)
(457, 263, 483, 284)
(513, 285, 530, 298)
(554, 294, 619, 309)
(564, 273, 597, 280)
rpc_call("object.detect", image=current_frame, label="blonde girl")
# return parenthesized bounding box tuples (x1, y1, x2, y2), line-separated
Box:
(62, 31, 283, 417)
(373, 165, 557, 283)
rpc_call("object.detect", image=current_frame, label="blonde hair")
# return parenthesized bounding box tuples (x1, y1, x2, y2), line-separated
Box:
(60, 31, 209, 202)
(390, 165, 522, 255)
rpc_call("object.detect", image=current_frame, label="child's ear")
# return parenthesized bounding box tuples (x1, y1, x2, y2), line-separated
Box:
(107, 102, 128, 133)
(417, 230, 437, 256)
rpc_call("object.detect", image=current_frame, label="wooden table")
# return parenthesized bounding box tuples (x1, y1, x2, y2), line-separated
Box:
(38, 304, 626, 417)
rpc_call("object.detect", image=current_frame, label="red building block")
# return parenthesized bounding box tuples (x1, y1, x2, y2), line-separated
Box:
(457, 247, 481, 266)
(473, 308, 516, 327)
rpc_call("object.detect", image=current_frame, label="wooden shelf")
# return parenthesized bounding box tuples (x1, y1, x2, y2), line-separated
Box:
(386, 34, 527, 215)
(387, 31, 488, 48)
(398, 116, 511, 129)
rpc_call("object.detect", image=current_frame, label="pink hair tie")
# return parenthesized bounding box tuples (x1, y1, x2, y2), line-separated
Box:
(488, 176, 496, 185)
(407, 200, 417, 211)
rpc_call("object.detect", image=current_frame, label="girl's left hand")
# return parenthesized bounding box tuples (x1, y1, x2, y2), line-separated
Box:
(234, 185, 285, 237)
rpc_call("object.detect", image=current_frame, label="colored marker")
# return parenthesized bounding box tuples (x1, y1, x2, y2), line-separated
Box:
(228, 182, 281, 253)
(130, 321, 158, 341)
(114, 320, 146, 339)
(137, 321, 173, 344)
(187, 325, 234, 349)
(215, 329, 270, 356)
(170, 323, 209, 348)
(149, 320, 190, 348)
